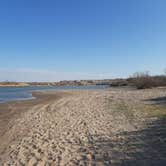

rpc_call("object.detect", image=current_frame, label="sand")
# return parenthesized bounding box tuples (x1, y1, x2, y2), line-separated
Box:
(0, 88, 166, 165)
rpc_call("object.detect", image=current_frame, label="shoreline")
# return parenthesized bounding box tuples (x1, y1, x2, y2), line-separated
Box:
(0, 90, 70, 137)
(0, 85, 109, 104)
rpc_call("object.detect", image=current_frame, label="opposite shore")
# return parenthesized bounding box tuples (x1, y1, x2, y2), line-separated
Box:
(0, 80, 109, 87)
(1, 74, 166, 89)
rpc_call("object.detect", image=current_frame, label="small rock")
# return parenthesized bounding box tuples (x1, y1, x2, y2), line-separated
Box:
(38, 160, 46, 166)
(87, 153, 95, 160)
(27, 157, 37, 166)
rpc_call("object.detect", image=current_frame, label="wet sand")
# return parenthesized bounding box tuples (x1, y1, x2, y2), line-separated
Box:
(0, 91, 68, 136)
(0, 88, 166, 165)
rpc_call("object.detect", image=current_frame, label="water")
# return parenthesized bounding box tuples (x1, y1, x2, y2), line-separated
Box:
(0, 85, 109, 103)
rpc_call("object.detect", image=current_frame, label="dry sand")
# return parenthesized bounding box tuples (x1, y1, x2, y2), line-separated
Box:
(0, 88, 166, 165)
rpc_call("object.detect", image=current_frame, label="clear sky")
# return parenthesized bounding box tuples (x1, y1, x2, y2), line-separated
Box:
(0, 0, 166, 81)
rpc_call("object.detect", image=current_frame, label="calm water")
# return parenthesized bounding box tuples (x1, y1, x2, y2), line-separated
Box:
(0, 85, 109, 103)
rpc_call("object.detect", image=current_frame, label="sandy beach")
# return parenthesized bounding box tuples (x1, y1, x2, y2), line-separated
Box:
(0, 88, 166, 165)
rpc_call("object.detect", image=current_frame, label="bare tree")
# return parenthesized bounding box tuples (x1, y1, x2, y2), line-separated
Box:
(130, 71, 154, 89)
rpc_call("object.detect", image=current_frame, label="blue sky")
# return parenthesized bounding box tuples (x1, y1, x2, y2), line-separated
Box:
(0, 0, 166, 81)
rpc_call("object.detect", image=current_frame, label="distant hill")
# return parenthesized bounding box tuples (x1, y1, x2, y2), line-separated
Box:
(1, 75, 165, 89)
(0, 79, 127, 87)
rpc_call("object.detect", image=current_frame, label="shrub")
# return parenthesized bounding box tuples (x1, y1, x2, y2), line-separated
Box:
(129, 72, 155, 89)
